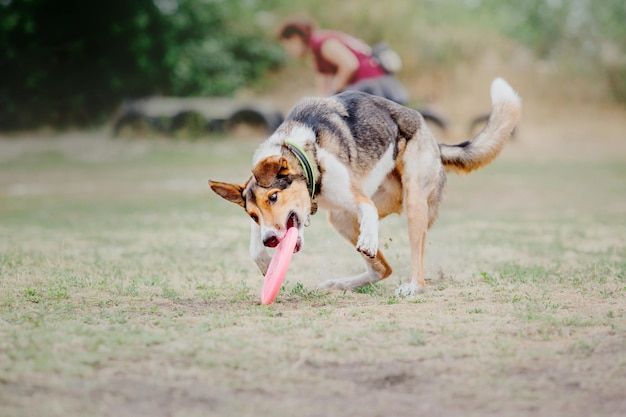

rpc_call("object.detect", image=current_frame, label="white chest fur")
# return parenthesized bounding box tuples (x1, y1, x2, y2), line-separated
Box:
(316, 144, 395, 210)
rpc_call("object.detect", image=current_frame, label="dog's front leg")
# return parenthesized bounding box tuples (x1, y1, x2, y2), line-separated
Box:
(356, 200, 379, 258)
(249, 220, 271, 274)
(318, 209, 392, 291)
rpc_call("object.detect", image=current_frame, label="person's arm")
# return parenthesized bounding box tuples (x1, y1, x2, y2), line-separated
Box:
(315, 73, 333, 97)
(319, 38, 359, 95)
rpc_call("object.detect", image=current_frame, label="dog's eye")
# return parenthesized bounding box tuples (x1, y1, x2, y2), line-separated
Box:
(250, 213, 259, 224)
(268, 192, 278, 204)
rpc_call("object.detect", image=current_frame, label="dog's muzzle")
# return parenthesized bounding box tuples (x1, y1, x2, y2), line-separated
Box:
(263, 235, 280, 248)
(262, 211, 303, 252)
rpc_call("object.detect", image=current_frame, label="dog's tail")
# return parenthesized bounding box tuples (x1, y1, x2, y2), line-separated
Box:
(439, 78, 521, 174)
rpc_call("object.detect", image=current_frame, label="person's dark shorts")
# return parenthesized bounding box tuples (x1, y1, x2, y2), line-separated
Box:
(344, 74, 409, 105)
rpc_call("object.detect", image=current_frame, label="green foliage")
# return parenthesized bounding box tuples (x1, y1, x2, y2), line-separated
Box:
(0, 0, 283, 129)
(162, 0, 283, 97)
(489, 0, 569, 59)
(607, 66, 626, 103)
(482, 0, 626, 103)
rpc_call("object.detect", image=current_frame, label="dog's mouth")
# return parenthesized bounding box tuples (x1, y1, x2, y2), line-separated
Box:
(286, 211, 302, 253)
(287, 211, 299, 229)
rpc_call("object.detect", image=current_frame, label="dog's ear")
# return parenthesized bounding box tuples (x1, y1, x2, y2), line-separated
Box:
(252, 156, 291, 187)
(208, 180, 246, 207)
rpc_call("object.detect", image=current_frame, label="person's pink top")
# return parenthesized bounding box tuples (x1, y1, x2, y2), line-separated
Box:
(309, 30, 386, 83)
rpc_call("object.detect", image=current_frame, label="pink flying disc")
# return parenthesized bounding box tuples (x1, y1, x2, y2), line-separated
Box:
(262, 227, 298, 305)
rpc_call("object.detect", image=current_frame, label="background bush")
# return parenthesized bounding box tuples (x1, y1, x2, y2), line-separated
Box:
(487, 0, 626, 102)
(0, 0, 283, 130)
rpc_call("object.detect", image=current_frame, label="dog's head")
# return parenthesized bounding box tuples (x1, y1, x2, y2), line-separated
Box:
(209, 155, 311, 252)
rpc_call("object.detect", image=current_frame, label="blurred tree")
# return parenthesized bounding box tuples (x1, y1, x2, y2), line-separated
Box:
(0, 0, 283, 130)
(591, 0, 626, 103)
(483, 0, 626, 103)
(163, 0, 283, 97)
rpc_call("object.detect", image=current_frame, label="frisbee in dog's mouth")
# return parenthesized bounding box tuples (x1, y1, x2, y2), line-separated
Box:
(262, 226, 298, 305)
(286, 211, 302, 252)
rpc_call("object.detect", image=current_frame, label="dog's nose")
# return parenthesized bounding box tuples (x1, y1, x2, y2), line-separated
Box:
(263, 235, 279, 248)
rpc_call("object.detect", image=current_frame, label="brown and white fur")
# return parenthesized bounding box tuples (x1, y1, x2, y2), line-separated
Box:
(209, 78, 521, 296)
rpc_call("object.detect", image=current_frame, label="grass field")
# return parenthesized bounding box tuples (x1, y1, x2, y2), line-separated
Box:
(1, 99, 625, 417)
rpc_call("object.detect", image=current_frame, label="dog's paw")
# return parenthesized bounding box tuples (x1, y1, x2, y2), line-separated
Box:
(319, 271, 380, 291)
(356, 233, 378, 258)
(395, 282, 425, 297)
(318, 278, 350, 290)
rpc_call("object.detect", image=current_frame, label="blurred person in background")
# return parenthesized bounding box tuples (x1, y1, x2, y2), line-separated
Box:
(278, 18, 409, 105)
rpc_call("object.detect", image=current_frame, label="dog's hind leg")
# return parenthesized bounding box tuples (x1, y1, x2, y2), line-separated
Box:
(395, 191, 429, 297)
(318, 210, 392, 291)
(396, 179, 433, 296)
(395, 145, 435, 297)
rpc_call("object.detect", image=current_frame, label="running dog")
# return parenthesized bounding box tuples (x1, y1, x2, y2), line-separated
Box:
(209, 78, 521, 296)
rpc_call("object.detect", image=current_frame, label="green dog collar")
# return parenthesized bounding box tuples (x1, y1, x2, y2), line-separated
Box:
(285, 140, 316, 199)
